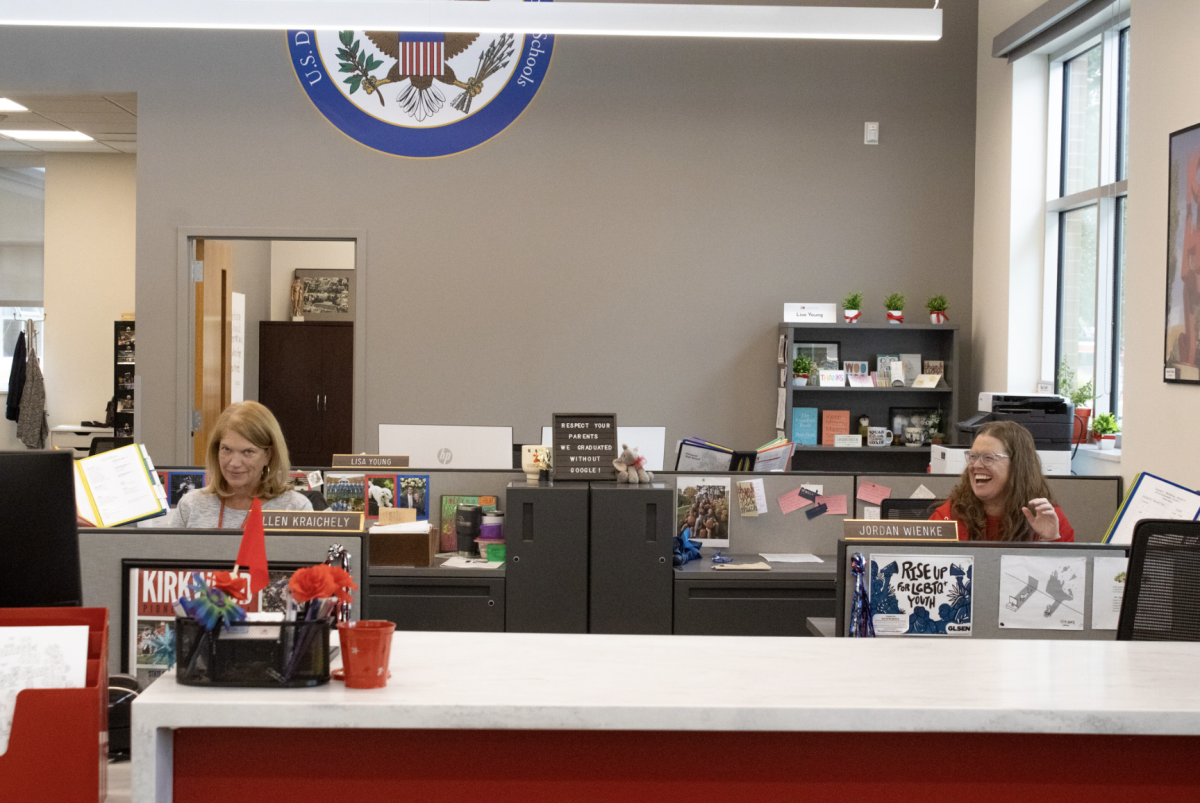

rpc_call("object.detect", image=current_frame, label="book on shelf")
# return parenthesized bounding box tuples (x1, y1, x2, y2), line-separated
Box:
(678, 437, 795, 472)
(821, 410, 851, 445)
(792, 407, 819, 446)
(754, 438, 795, 471)
(675, 438, 734, 472)
(74, 443, 168, 527)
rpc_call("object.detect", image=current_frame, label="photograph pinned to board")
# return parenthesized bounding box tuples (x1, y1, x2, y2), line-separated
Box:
(295, 268, 355, 321)
(396, 474, 430, 520)
(870, 554, 972, 636)
(323, 472, 366, 512)
(288, 471, 313, 491)
(1090, 556, 1129, 630)
(677, 476, 731, 547)
(997, 555, 1086, 631)
(365, 474, 397, 518)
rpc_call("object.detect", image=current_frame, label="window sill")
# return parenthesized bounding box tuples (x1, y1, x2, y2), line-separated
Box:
(1073, 443, 1121, 463)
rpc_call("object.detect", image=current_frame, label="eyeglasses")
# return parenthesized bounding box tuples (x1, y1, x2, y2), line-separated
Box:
(965, 451, 1009, 468)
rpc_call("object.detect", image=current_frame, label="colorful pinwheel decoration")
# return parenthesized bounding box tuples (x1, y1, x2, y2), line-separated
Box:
(144, 627, 176, 669)
(179, 572, 247, 631)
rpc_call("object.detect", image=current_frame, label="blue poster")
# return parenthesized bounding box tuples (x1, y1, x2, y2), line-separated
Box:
(869, 554, 972, 636)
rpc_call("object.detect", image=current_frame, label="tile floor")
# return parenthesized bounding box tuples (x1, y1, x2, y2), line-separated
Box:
(108, 759, 131, 803)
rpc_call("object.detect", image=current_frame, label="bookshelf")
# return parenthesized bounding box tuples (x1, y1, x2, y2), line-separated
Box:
(114, 321, 134, 438)
(778, 322, 960, 473)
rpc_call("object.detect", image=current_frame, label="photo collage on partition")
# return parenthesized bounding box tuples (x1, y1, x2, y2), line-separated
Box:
(323, 473, 366, 513)
(676, 476, 731, 547)
(128, 564, 294, 688)
(365, 473, 430, 519)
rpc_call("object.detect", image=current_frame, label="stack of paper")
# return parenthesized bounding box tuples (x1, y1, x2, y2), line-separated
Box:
(675, 438, 734, 472)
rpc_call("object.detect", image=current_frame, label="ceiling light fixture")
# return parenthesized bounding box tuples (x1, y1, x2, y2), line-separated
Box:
(0, 130, 94, 141)
(0, 1, 942, 40)
(0, 98, 29, 111)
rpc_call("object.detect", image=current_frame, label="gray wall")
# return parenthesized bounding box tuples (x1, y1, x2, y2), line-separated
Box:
(229, 238, 272, 402)
(0, 0, 978, 463)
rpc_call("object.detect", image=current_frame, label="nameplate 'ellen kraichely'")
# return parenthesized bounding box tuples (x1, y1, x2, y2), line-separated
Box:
(262, 511, 364, 532)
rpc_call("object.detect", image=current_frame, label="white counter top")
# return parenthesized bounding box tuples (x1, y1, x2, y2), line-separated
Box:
(135, 631, 1200, 736)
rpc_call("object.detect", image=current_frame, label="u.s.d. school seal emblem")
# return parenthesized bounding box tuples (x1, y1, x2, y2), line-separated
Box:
(288, 1, 554, 158)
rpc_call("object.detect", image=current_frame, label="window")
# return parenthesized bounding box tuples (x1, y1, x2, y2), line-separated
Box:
(1047, 14, 1129, 421)
(0, 307, 44, 381)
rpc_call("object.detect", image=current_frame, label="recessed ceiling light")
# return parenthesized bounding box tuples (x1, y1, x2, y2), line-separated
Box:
(0, 98, 28, 112)
(0, 130, 93, 141)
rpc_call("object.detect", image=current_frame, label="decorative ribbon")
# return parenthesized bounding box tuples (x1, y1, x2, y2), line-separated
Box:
(930, 311, 948, 324)
(886, 310, 904, 323)
(844, 309, 861, 322)
(849, 553, 875, 638)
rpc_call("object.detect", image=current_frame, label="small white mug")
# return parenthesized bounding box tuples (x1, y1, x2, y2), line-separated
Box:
(904, 426, 925, 447)
(866, 427, 893, 447)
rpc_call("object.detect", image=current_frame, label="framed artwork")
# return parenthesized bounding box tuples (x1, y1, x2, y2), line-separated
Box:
(395, 474, 430, 520)
(323, 472, 366, 512)
(888, 407, 938, 442)
(794, 342, 840, 371)
(1165, 122, 1200, 383)
(365, 474, 397, 518)
(296, 269, 355, 322)
(164, 471, 205, 507)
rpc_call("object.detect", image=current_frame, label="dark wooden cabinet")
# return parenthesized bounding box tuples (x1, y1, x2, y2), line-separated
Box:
(259, 322, 352, 466)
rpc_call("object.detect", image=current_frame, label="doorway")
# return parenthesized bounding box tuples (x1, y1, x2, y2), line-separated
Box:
(188, 236, 359, 467)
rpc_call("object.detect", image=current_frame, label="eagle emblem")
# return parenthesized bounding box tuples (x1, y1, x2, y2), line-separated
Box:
(287, 7, 555, 158)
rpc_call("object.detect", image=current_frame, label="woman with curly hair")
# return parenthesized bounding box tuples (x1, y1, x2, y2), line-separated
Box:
(929, 420, 1074, 542)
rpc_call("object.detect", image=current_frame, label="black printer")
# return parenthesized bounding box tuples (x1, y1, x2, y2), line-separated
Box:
(956, 393, 1076, 451)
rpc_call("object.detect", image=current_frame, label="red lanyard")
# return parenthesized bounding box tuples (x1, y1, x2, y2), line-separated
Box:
(218, 500, 225, 529)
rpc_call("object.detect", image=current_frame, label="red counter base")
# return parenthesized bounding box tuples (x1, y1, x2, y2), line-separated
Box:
(176, 728, 1200, 801)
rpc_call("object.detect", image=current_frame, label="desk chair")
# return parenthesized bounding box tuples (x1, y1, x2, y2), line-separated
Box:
(88, 436, 133, 456)
(298, 489, 330, 511)
(1116, 519, 1200, 641)
(880, 498, 945, 519)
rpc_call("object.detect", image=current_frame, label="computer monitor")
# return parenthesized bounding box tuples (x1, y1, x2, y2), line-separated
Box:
(377, 424, 513, 469)
(0, 450, 83, 607)
(879, 498, 945, 520)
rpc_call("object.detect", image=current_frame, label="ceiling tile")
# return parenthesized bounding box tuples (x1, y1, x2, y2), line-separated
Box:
(0, 138, 39, 152)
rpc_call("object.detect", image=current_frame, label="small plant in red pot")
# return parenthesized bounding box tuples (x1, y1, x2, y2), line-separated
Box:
(1058, 360, 1095, 444)
(793, 355, 814, 386)
(1090, 413, 1119, 449)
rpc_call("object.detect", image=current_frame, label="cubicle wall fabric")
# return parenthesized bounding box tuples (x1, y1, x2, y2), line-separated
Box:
(81, 528, 367, 674)
(835, 540, 1130, 640)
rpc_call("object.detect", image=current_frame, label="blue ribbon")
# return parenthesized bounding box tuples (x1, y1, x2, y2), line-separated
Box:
(849, 552, 875, 638)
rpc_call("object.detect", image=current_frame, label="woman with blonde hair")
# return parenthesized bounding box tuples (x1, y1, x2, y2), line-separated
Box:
(929, 420, 1075, 542)
(165, 401, 312, 528)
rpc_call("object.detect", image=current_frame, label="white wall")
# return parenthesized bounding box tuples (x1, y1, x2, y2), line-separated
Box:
(1120, 0, 1200, 489)
(229, 239, 271, 402)
(269, 240, 354, 322)
(971, 0, 1048, 400)
(42, 154, 136, 432)
(0, 168, 45, 450)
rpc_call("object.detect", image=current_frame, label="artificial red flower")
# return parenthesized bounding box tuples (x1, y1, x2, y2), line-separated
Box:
(289, 564, 358, 604)
(328, 566, 358, 604)
(209, 570, 247, 600)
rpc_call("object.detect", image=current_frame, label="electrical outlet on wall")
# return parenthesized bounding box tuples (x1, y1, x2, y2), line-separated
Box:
(864, 122, 879, 145)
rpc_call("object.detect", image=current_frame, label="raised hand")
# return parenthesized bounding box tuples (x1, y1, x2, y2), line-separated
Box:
(1022, 497, 1060, 541)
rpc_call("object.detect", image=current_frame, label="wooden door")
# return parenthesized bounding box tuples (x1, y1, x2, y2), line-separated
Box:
(259, 322, 324, 466)
(319, 324, 354, 460)
(193, 239, 234, 464)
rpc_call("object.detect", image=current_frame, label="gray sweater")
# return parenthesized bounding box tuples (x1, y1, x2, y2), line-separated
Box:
(162, 489, 313, 529)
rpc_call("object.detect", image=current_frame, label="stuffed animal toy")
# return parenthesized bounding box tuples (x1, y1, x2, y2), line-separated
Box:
(613, 443, 653, 484)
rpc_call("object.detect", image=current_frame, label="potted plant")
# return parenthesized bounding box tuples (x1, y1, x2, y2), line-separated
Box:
(926, 295, 949, 324)
(793, 355, 814, 386)
(843, 292, 863, 324)
(1057, 360, 1096, 444)
(1090, 413, 1119, 449)
(926, 409, 944, 445)
(884, 293, 905, 324)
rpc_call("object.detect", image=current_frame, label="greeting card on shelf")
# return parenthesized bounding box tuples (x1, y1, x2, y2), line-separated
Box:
(844, 361, 869, 376)
(876, 354, 901, 379)
(889, 362, 906, 387)
(833, 434, 862, 448)
(899, 353, 922, 386)
(819, 370, 847, 387)
(911, 374, 942, 389)
(821, 410, 851, 445)
(848, 374, 875, 388)
(923, 360, 944, 376)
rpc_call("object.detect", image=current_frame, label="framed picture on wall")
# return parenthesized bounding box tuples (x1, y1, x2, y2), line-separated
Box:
(1165, 122, 1200, 384)
(793, 342, 840, 371)
(296, 269, 355, 322)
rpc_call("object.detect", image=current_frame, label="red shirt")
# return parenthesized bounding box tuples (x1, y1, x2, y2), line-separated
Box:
(929, 501, 1075, 542)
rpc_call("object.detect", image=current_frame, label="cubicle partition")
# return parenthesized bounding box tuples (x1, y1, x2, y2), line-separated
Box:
(835, 539, 1130, 639)
(81, 527, 367, 674)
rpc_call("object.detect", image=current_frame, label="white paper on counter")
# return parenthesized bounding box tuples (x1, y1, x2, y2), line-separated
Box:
(760, 554, 824, 563)
(441, 557, 502, 569)
(1091, 556, 1129, 630)
(0, 626, 89, 754)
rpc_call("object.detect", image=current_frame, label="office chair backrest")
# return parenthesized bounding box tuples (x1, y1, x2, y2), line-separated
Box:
(879, 498, 945, 520)
(89, 436, 134, 456)
(1116, 519, 1200, 641)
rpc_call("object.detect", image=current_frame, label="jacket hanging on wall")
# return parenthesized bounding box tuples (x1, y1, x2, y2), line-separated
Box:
(5, 330, 25, 421)
(16, 335, 47, 449)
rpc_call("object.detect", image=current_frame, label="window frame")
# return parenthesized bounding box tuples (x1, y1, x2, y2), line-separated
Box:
(1043, 12, 1130, 419)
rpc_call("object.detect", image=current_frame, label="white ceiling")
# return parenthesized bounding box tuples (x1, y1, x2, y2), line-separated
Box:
(0, 93, 136, 154)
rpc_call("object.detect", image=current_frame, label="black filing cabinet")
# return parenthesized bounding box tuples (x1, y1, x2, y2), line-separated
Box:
(369, 569, 505, 632)
(673, 559, 837, 636)
(589, 482, 673, 634)
(505, 481, 590, 633)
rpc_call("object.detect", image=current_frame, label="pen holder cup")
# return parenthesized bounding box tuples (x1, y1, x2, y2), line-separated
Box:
(337, 620, 396, 689)
(175, 617, 331, 688)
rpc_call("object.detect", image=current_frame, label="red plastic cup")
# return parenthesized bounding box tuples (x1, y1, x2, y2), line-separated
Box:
(336, 620, 395, 689)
